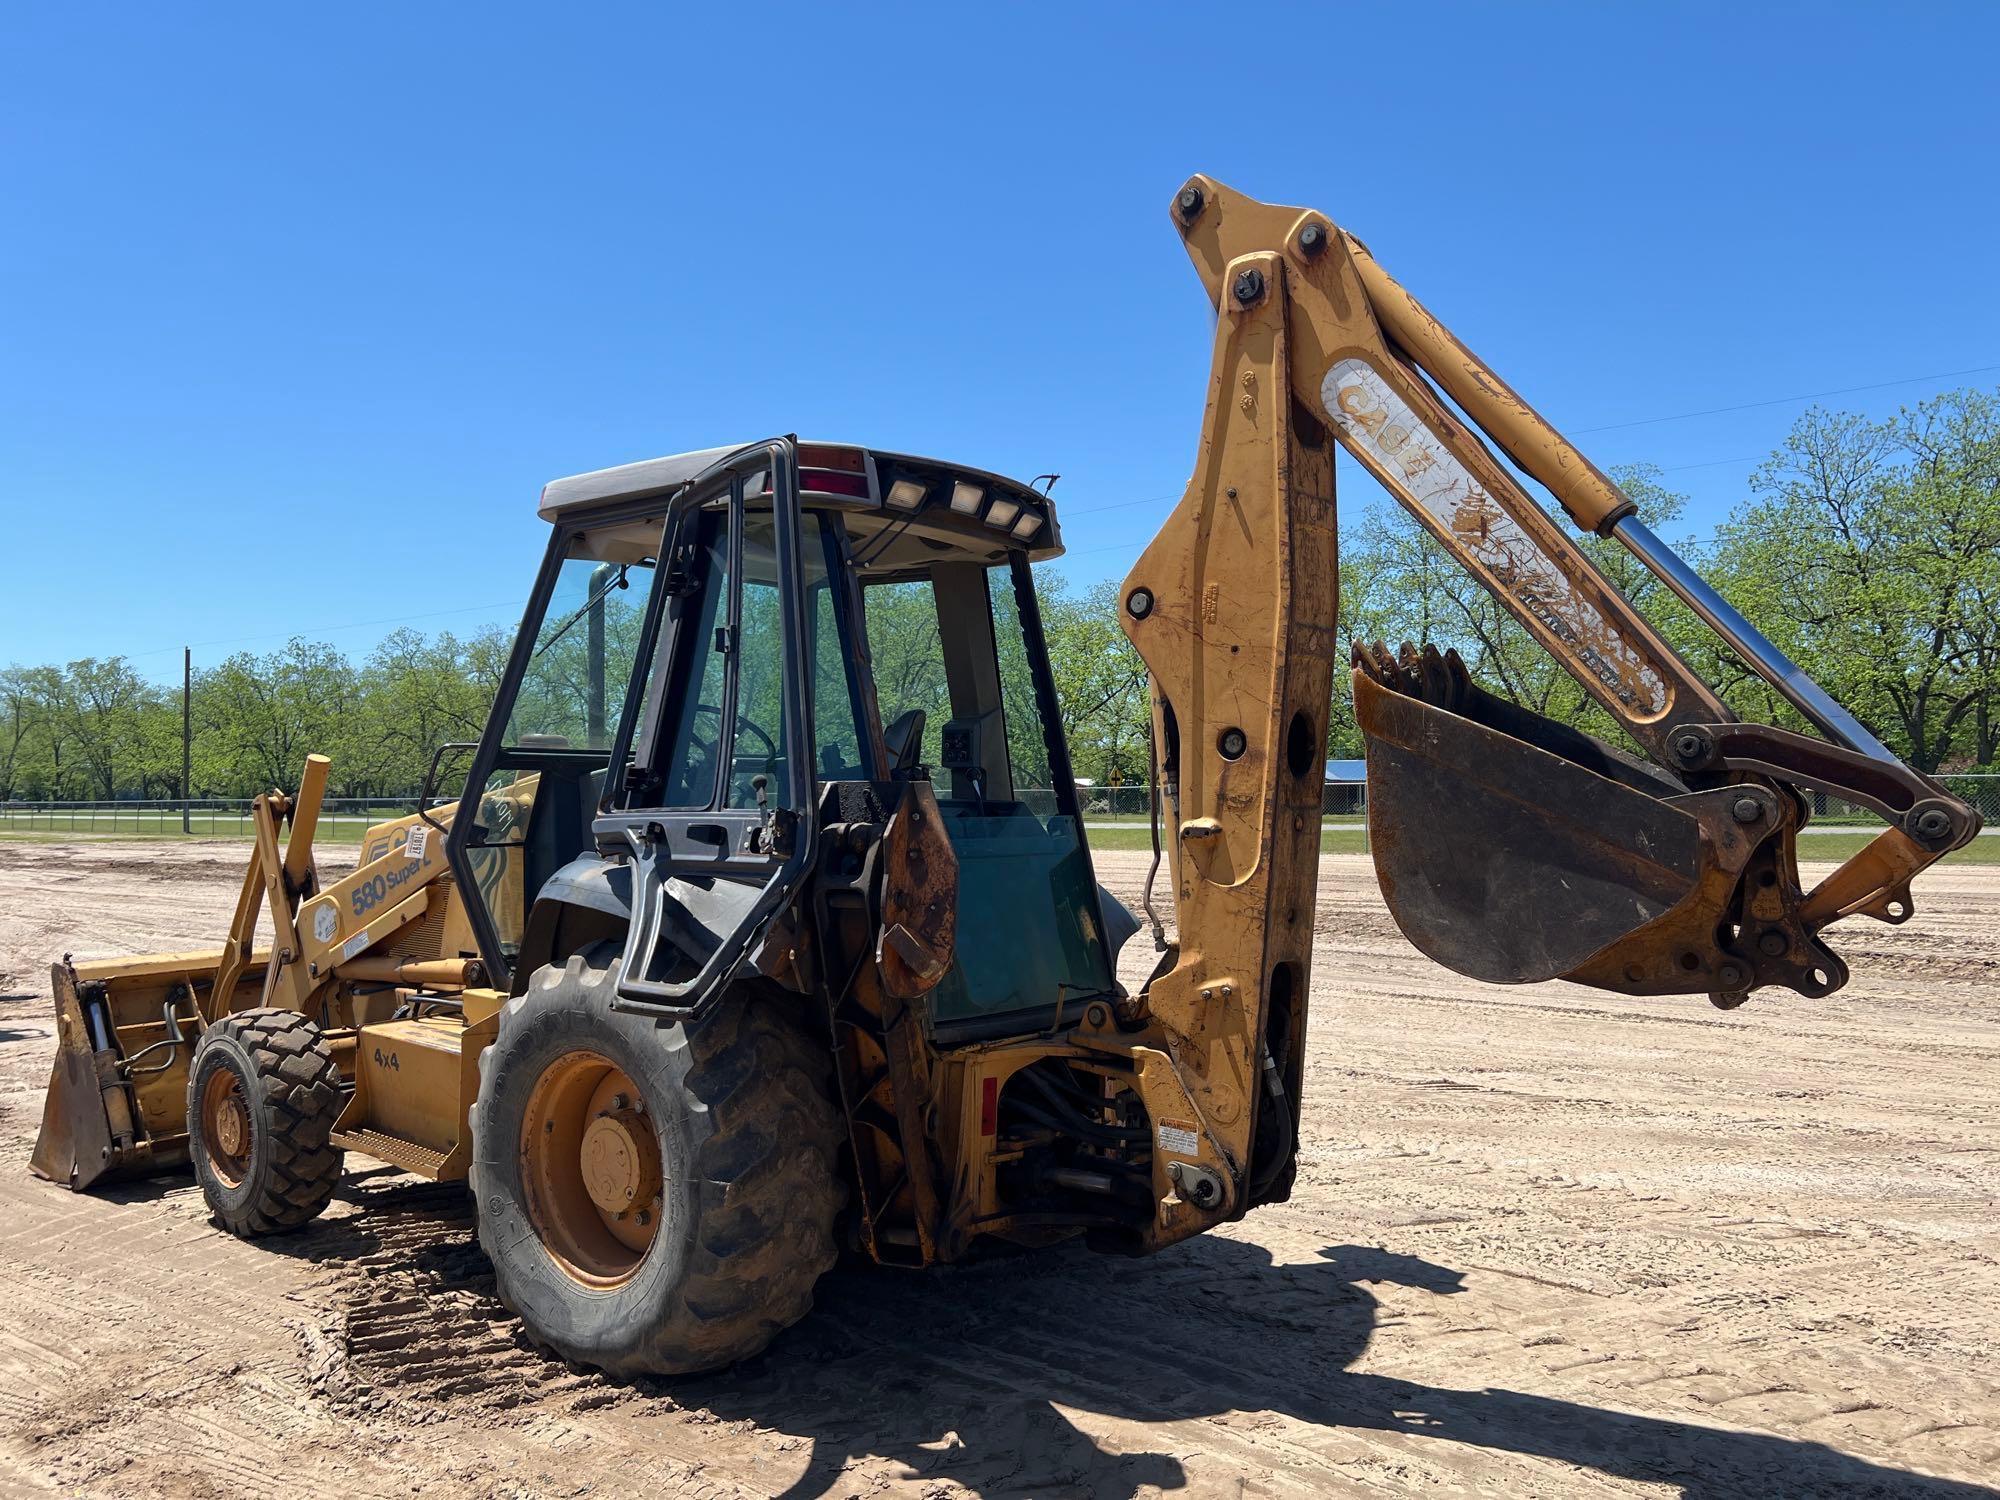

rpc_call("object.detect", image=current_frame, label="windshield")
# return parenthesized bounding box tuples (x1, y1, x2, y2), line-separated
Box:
(505, 522, 662, 750)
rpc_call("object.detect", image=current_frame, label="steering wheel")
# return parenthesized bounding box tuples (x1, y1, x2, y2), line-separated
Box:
(687, 703, 777, 756)
(677, 704, 779, 802)
(730, 710, 778, 759)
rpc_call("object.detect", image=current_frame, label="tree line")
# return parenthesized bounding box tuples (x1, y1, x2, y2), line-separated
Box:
(3, 390, 1995, 803)
(0, 630, 511, 802)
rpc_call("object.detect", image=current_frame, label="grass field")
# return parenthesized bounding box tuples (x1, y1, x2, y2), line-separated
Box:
(2, 812, 1991, 864)
(1079, 823, 1999, 863)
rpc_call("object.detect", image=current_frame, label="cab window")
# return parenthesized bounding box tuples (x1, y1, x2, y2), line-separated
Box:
(863, 559, 1113, 1028)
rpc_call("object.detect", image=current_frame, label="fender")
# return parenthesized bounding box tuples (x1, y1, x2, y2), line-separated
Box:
(512, 856, 633, 991)
(1096, 884, 1141, 966)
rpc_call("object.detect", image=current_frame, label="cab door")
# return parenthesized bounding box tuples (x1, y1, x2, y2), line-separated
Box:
(598, 440, 819, 1015)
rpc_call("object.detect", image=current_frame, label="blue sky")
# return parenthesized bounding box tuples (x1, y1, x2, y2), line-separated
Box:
(5, 3, 1997, 681)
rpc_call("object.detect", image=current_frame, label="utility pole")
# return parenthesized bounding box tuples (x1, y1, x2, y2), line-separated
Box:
(182, 647, 192, 834)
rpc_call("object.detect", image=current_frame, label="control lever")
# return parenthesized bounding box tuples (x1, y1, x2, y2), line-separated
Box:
(750, 774, 776, 853)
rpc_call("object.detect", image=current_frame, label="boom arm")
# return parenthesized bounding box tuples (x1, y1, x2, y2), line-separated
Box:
(1118, 176, 1981, 1157)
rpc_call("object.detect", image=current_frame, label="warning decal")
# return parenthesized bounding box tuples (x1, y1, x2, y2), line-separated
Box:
(1157, 1118, 1200, 1158)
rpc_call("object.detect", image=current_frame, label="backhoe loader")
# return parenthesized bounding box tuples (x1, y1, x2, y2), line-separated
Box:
(32, 177, 1980, 1376)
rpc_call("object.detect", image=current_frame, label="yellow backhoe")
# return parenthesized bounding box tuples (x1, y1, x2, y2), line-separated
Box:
(32, 177, 1980, 1375)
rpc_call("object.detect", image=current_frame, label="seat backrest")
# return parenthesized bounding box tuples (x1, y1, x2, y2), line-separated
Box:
(884, 708, 927, 775)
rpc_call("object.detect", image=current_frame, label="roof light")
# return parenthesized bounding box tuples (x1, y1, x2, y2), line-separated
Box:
(1010, 512, 1045, 542)
(950, 481, 985, 515)
(798, 444, 866, 473)
(886, 478, 927, 511)
(801, 468, 870, 499)
(985, 497, 1021, 529)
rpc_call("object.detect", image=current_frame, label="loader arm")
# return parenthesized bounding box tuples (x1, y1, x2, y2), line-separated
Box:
(1118, 170, 1982, 1182)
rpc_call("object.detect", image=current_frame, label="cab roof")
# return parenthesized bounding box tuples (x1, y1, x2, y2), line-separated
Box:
(537, 440, 1065, 568)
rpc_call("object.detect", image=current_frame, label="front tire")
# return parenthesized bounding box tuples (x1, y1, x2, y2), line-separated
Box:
(187, 1008, 344, 1237)
(469, 949, 845, 1376)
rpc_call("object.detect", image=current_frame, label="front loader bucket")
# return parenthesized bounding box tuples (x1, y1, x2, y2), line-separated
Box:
(1352, 644, 1791, 1002)
(31, 962, 152, 1190)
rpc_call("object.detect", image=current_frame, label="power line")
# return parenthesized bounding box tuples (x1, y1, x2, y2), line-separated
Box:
(1057, 453, 1758, 541)
(64, 364, 1996, 659)
(1057, 452, 1772, 565)
(1061, 490, 1179, 519)
(1656, 454, 1762, 475)
(1568, 362, 2000, 435)
(1054, 360, 1997, 527)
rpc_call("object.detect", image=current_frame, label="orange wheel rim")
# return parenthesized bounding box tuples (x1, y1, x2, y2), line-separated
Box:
(200, 1066, 252, 1185)
(519, 1051, 662, 1287)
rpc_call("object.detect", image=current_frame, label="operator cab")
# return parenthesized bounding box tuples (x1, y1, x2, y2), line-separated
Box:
(447, 439, 1129, 1041)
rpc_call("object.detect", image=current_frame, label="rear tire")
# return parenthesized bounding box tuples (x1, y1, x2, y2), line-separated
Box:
(469, 949, 845, 1376)
(187, 1008, 344, 1237)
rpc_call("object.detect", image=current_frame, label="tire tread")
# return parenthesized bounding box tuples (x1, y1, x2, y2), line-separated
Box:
(473, 952, 846, 1376)
(192, 1008, 344, 1237)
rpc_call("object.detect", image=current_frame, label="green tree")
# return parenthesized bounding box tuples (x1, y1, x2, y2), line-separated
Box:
(0, 667, 57, 800)
(196, 639, 362, 795)
(1716, 391, 2000, 771)
(1038, 576, 1150, 787)
(28, 658, 165, 799)
(354, 628, 502, 796)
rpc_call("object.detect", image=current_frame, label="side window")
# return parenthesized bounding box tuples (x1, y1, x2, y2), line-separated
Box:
(987, 565, 1053, 809)
(862, 578, 949, 770)
(506, 553, 660, 751)
(633, 505, 868, 811)
(726, 511, 873, 800)
(728, 515, 787, 807)
(809, 526, 871, 781)
(653, 514, 731, 808)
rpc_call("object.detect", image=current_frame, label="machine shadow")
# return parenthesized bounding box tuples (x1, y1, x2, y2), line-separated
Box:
(665, 1234, 1994, 1500)
(265, 1177, 1990, 1499)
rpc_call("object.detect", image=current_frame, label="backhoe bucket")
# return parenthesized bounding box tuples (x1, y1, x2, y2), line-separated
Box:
(1352, 644, 1778, 1000)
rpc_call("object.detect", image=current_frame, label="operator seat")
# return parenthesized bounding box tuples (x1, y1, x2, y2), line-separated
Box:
(884, 709, 927, 776)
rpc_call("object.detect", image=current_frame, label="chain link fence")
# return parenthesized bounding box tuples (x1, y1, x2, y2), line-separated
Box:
(0, 797, 420, 841)
(3, 776, 1996, 839)
(1076, 775, 2000, 829)
(1075, 782, 1369, 823)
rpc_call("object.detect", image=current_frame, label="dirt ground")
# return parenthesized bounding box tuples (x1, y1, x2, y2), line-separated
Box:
(0, 839, 1995, 1498)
